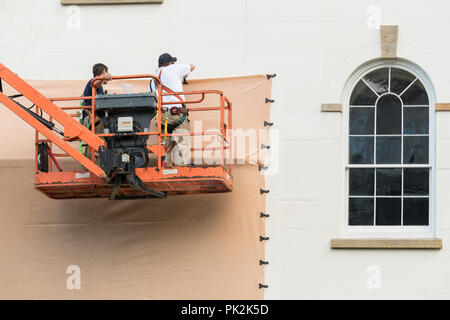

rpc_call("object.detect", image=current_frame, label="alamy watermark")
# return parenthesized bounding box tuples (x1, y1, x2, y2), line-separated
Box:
(167, 120, 279, 175)
(366, 5, 381, 30)
(66, 265, 81, 290)
(366, 265, 382, 290)
(66, 5, 81, 30)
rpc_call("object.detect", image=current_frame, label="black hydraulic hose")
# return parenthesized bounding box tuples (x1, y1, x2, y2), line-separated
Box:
(13, 99, 64, 136)
(126, 173, 166, 199)
(8, 94, 23, 99)
(109, 175, 122, 200)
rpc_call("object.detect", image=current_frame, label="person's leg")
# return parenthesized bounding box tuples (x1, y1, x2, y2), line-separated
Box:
(177, 118, 191, 166)
(82, 113, 103, 164)
(167, 114, 190, 166)
(162, 111, 177, 167)
(94, 123, 103, 165)
(82, 116, 91, 157)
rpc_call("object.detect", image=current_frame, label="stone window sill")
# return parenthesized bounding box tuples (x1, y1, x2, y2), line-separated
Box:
(61, 0, 163, 5)
(330, 238, 442, 249)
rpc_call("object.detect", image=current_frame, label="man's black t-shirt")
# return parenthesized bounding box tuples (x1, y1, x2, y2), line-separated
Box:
(82, 79, 104, 106)
(81, 79, 104, 120)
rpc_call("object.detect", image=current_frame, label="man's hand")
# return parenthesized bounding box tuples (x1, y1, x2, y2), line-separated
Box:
(101, 72, 112, 85)
(94, 72, 112, 88)
(179, 106, 188, 114)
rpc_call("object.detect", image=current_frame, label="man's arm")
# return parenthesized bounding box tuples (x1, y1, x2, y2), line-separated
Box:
(182, 64, 195, 84)
(92, 72, 112, 89)
(176, 64, 194, 79)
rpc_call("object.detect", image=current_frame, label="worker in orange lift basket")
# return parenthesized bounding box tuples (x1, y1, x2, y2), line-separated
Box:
(81, 63, 112, 132)
(81, 63, 112, 162)
(150, 53, 195, 168)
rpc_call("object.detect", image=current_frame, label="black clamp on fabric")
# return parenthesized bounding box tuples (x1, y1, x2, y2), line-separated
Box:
(0, 78, 3, 93)
(264, 121, 273, 127)
(259, 283, 268, 289)
(261, 144, 270, 150)
(266, 74, 276, 80)
(260, 212, 270, 218)
(259, 260, 269, 266)
(258, 165, 268, 171)
(260, 236, 270, 241)
(265, 98, 275, 104)
(260, 189, 270, 194)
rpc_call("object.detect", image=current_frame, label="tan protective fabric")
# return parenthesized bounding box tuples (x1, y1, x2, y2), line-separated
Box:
(0, 160, 265, 299)
(0, 75, 271, 299)
(184, 76, 271, 165)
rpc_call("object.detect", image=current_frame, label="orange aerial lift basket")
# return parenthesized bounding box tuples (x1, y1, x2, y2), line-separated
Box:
(0, 63, 232, 200)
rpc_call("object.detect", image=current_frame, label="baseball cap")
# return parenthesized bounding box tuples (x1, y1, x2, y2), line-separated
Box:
(158, 53, 177, 66)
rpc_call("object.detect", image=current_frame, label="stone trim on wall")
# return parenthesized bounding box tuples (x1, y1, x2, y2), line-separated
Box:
(61, 0, 163, 5)
(381, 25, 399, 58)
(330, 238, 442, 249)
(321, 103, 342, 112)
(436, 103, 450, 111)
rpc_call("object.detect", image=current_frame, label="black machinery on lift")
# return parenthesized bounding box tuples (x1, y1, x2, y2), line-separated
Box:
(95, 93, 166, 199)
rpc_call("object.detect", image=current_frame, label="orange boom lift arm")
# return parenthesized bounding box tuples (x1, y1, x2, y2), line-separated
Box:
(0, 63, 107, 178)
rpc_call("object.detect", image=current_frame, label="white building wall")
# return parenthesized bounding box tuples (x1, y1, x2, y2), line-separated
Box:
(2, 0, 450, 299)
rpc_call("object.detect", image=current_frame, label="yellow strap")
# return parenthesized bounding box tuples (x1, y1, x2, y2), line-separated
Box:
(156, 109, 169, 142)
(164, 117, 168, 141)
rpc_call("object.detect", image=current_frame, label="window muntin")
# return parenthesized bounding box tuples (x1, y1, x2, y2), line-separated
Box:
(347, 66, 431, 228)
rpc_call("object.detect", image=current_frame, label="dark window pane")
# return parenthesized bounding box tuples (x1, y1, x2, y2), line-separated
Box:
(350, 80, 378, 105)
(376, 94, 402, 134)
(350, 168, 374, 196)
(349, 198, 374, 225)
(404, 168, 429, 195)
(401, 80, 429, 105)
(403, 198, 429, 226)
(349, 137, 374, 164)
(376, 168, 402, 196)
(376, 198, 401, 225)
(364, 68, 389, 94)
(350, 107, 374, 135)
(390, 68, 416, 95)
(376, 137, 401, 164)
(404, 107, 429, 134)
(403, 136, 429, 164)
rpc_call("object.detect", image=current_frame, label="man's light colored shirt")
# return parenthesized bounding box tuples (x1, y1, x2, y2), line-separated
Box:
(150, 64, 191, 108)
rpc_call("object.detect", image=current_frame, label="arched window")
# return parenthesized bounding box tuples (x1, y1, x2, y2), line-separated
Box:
(345, 61, 435, 237)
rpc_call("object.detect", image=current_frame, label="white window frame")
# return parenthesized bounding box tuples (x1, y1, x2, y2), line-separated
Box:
(341, 59, 436, 239)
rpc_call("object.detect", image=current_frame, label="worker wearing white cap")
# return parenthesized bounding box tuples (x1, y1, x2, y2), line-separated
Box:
(150, 53, 195, 167)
